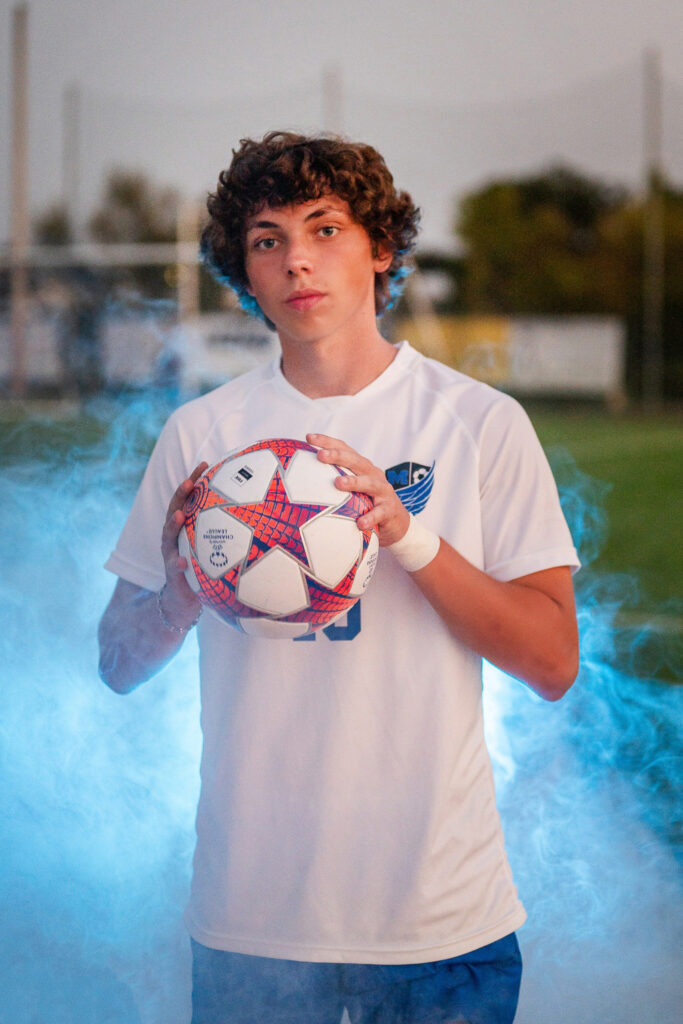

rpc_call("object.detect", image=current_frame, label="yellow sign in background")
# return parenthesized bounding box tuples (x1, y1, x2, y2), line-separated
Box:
(395, 315, 511, 384)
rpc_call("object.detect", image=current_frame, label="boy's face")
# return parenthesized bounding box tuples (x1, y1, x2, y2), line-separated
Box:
(243, 195, 391, 348)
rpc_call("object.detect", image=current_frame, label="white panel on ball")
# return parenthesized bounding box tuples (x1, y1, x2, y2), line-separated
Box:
(300, 514, 362, 588)
(284, 450, 345, 508)
(194, 507, 253, 579)
(349, 532, 379, 597)
(237, 547, 310, 615)
(178, 527, 201, 592)
(211, 449, 279, 505)
(239, 618, 311, 639)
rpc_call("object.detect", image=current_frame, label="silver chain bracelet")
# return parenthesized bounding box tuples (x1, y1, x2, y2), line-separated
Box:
(156, 583, 202, 635)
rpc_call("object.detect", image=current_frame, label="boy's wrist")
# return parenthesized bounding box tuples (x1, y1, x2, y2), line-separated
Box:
(388, 514, 440, 572)
(157, 583, 202, 635)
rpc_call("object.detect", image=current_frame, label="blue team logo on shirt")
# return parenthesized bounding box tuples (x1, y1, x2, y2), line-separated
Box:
(385, 461, 435, 514)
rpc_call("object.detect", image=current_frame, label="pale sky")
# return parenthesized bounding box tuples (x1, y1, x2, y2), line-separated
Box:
(2, 0, 682, 249)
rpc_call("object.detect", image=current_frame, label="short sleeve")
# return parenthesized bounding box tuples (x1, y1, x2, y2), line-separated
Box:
(104, 413, 194, 591)
(478, 398, 580, 582)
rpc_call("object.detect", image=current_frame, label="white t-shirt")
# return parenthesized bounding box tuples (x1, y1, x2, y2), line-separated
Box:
(106, 341, 579, 964)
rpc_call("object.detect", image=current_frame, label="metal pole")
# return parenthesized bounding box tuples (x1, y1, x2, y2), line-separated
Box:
(322, 64, 343, 134)
(641, 47, 665, 408)
(62, 81, 80, 240)
(10, 3, 30, 399)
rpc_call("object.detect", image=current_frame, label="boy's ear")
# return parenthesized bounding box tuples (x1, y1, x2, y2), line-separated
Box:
(373, 245, 393, 274)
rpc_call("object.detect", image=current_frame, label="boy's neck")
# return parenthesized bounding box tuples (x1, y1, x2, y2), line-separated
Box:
(279, 330, 397, 399)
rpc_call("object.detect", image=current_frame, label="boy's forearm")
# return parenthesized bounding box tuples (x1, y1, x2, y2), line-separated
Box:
(98, 580, 194, 694)
(411, 539, 579, 701)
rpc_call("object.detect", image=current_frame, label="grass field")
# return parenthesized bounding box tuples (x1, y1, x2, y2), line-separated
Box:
(528, 407, 682, 612)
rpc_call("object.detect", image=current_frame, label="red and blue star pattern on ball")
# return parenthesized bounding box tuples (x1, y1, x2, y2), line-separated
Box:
(182, 438, 375, 631)
(233, 469, 327, 572)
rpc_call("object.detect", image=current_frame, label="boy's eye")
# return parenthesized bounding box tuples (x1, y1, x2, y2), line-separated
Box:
(254, 237, 277, 250)
(319, 225, 339, 237)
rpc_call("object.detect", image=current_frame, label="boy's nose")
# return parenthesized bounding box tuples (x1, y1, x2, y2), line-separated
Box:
(285, 241, 312, 275)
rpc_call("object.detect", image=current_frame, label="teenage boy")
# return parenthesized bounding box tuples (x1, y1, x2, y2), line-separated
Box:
(99, 132, 580, 1024)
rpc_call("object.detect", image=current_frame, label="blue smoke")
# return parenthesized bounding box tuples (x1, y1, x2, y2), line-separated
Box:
(1, 394, 199, 1023)
(1, 390, 681, 1023)
(484, 449, 682, 1021)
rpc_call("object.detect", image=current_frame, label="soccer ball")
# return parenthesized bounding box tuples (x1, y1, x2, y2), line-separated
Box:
(178, 438, 379, 638)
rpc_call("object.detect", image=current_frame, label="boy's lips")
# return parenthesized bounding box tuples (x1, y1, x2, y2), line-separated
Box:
(286, 290, 325, 311)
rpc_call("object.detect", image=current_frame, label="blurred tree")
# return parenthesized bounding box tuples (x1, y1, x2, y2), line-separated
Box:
(33, 204, 72, 245)
(86, 170, 224, 312)
(89, 170, 177, 244)
(456, 166, 626, 313)
(455, 167, 683, 398)
(34, 172, 224, 309)
(88, 170, 179, 298)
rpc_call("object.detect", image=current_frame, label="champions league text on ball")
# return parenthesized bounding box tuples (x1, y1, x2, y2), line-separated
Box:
(98, 133, 579, 1024)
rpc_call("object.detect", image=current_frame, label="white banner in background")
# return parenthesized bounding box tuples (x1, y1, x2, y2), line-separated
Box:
(508, 317, 625, 398)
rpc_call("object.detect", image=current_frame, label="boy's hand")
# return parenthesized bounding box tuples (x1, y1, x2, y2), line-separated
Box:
(160, 462, 208, 623)
(307, 434, 409, 546)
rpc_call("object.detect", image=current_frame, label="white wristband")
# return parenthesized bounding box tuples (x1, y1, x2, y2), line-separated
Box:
(388, 514, 440, 572)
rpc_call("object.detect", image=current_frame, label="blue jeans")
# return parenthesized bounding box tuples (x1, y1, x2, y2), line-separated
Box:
(190, 932, 522, 1023)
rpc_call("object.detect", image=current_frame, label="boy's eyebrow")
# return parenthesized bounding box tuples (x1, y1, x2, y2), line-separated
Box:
(246, 218, 279, 231)
(303, 207, 344, 222)
(245, 206, 347, 233)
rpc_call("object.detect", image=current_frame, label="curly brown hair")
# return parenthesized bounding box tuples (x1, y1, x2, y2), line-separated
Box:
(201, 131, 420, 321)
